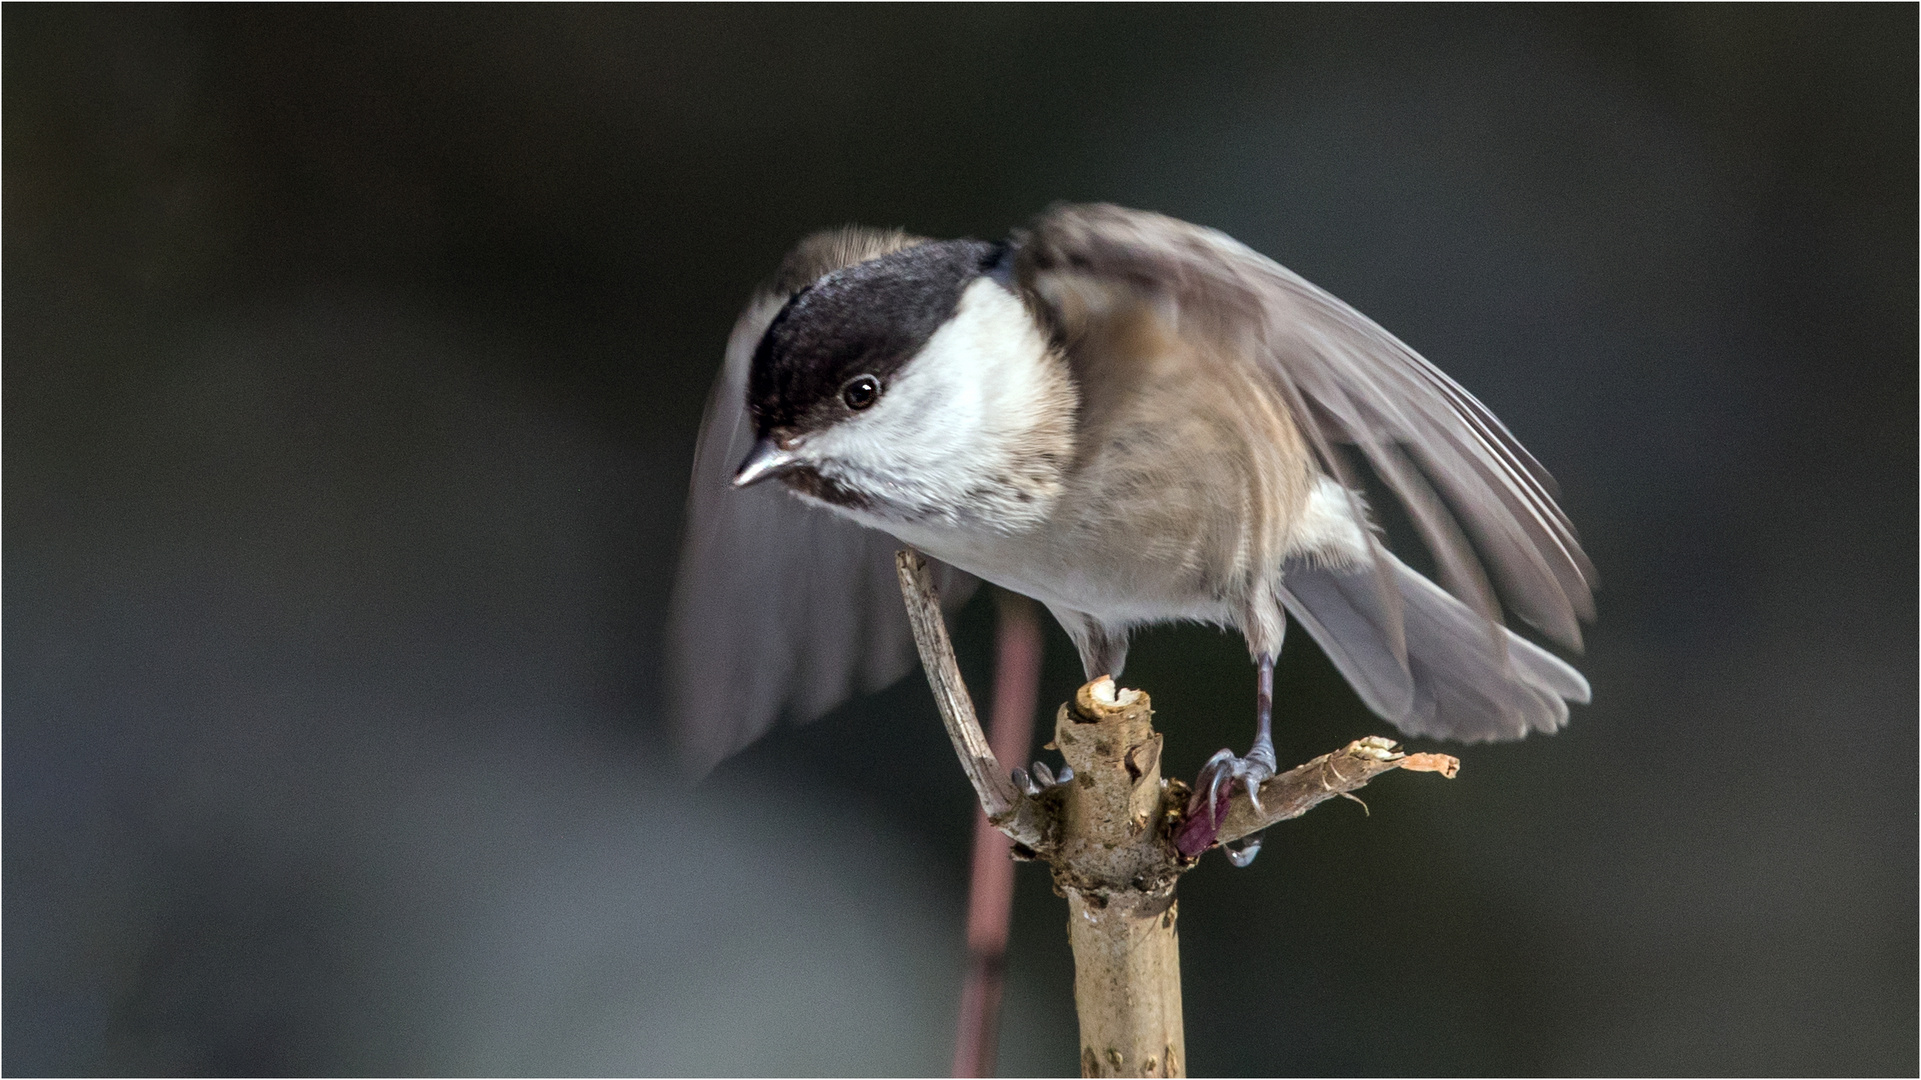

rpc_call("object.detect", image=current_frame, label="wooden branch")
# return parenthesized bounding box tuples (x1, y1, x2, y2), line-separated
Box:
(1052, 680, 1183, 1079)
(1215, 738, 1459, 846)
(894, 547, 1462, 1078)
(894, 549, 1048, 851)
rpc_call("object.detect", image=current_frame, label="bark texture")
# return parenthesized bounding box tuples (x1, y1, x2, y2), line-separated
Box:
(1054, 680, 1184, 1078)
(893, 548, 1458, 1078)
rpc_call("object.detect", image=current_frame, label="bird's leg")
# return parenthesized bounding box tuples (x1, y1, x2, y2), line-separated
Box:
(1010, 609, 1112, 797)
(1181, 653, 1278, 865)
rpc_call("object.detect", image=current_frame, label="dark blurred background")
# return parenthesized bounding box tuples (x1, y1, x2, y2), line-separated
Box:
(6, 5, 1915, 1075)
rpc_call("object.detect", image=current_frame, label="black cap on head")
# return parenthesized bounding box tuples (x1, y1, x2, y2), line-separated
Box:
(749, 239, 1003, 436)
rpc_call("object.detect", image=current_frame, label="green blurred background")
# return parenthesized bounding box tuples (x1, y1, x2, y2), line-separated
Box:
(7, 5, 1915, 1075)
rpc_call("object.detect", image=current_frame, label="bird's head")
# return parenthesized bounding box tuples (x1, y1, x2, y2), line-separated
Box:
(735, 238, 1077, 532)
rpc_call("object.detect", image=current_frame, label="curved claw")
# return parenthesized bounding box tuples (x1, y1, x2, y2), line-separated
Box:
(1012, 767, 1039, 797)
(1018, 761, 1074, 796)
(1224, 830, 1265, 867)
(1187, 748, 1278, 864)
(1197, 748, 1237, 822)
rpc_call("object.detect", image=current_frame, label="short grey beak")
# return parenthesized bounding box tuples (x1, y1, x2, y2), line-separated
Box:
(733, 437, 799, 488)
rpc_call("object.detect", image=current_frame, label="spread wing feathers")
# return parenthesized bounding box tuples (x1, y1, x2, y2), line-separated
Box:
(1281, 552, 1590, 742)
(668, 228, 978, 775)
(1015, 203, 1596, 652)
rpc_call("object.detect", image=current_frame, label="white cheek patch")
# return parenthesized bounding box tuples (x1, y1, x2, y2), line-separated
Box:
(802, 278, 1074, 530)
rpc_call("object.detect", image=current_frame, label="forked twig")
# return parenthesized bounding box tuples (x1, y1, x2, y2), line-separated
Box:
(894, 549, 1049, 850)
(894, 547, 1459, 1078)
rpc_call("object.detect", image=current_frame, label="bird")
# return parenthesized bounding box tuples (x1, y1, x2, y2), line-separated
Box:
(668, 203, 1593, 862)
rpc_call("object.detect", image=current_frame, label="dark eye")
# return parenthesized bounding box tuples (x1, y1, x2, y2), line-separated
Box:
(842, 374, 881, 411)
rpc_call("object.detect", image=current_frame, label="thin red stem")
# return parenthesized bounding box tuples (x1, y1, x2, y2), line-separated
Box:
(952, 591, 1042, 1078)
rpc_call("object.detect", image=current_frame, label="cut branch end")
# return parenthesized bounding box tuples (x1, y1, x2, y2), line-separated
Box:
(892, 548, 1465, 1078)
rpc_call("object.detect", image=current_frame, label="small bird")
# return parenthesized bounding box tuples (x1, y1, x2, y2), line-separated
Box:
(669, 204, 1593, 861)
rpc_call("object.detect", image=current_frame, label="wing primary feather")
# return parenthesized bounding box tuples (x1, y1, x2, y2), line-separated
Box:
(1280, 551, 1588, 742)
(1016, 202, 1595, 663)
(666, 227, 977, 775)
(1264, 354, 1411, 669)
(1370, 441, 1507, 653)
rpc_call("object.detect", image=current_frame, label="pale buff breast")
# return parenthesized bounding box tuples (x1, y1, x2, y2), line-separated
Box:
(1022, 305, 1319, 623)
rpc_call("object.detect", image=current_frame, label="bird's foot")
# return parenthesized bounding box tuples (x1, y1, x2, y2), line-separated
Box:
(1011, 760, 1075, 798)
(1174, 745, 1277, 863)
(1193, 745, 1278, 819)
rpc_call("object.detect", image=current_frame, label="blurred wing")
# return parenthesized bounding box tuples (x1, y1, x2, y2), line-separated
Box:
(668, 228, 978, 774)
(1015, 203, 1595, 651)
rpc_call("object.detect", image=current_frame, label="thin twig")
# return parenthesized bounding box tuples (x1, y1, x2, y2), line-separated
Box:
(1208, 737, 1459, 849)
(894, 549, 1050, 850)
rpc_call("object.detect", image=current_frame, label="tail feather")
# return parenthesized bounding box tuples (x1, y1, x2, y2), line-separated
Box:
(1279, 550, 1589, 742)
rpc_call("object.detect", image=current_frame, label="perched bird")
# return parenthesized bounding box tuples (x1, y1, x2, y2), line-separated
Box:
(670, 204, 1593, 861)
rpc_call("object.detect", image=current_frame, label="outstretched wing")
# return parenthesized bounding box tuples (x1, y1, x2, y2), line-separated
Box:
(668, 228, 978, 775)
(1013, 203, 1595, 655)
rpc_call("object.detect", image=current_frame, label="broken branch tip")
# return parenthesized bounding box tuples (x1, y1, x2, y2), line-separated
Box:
(1397, 752, 1461, 778)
